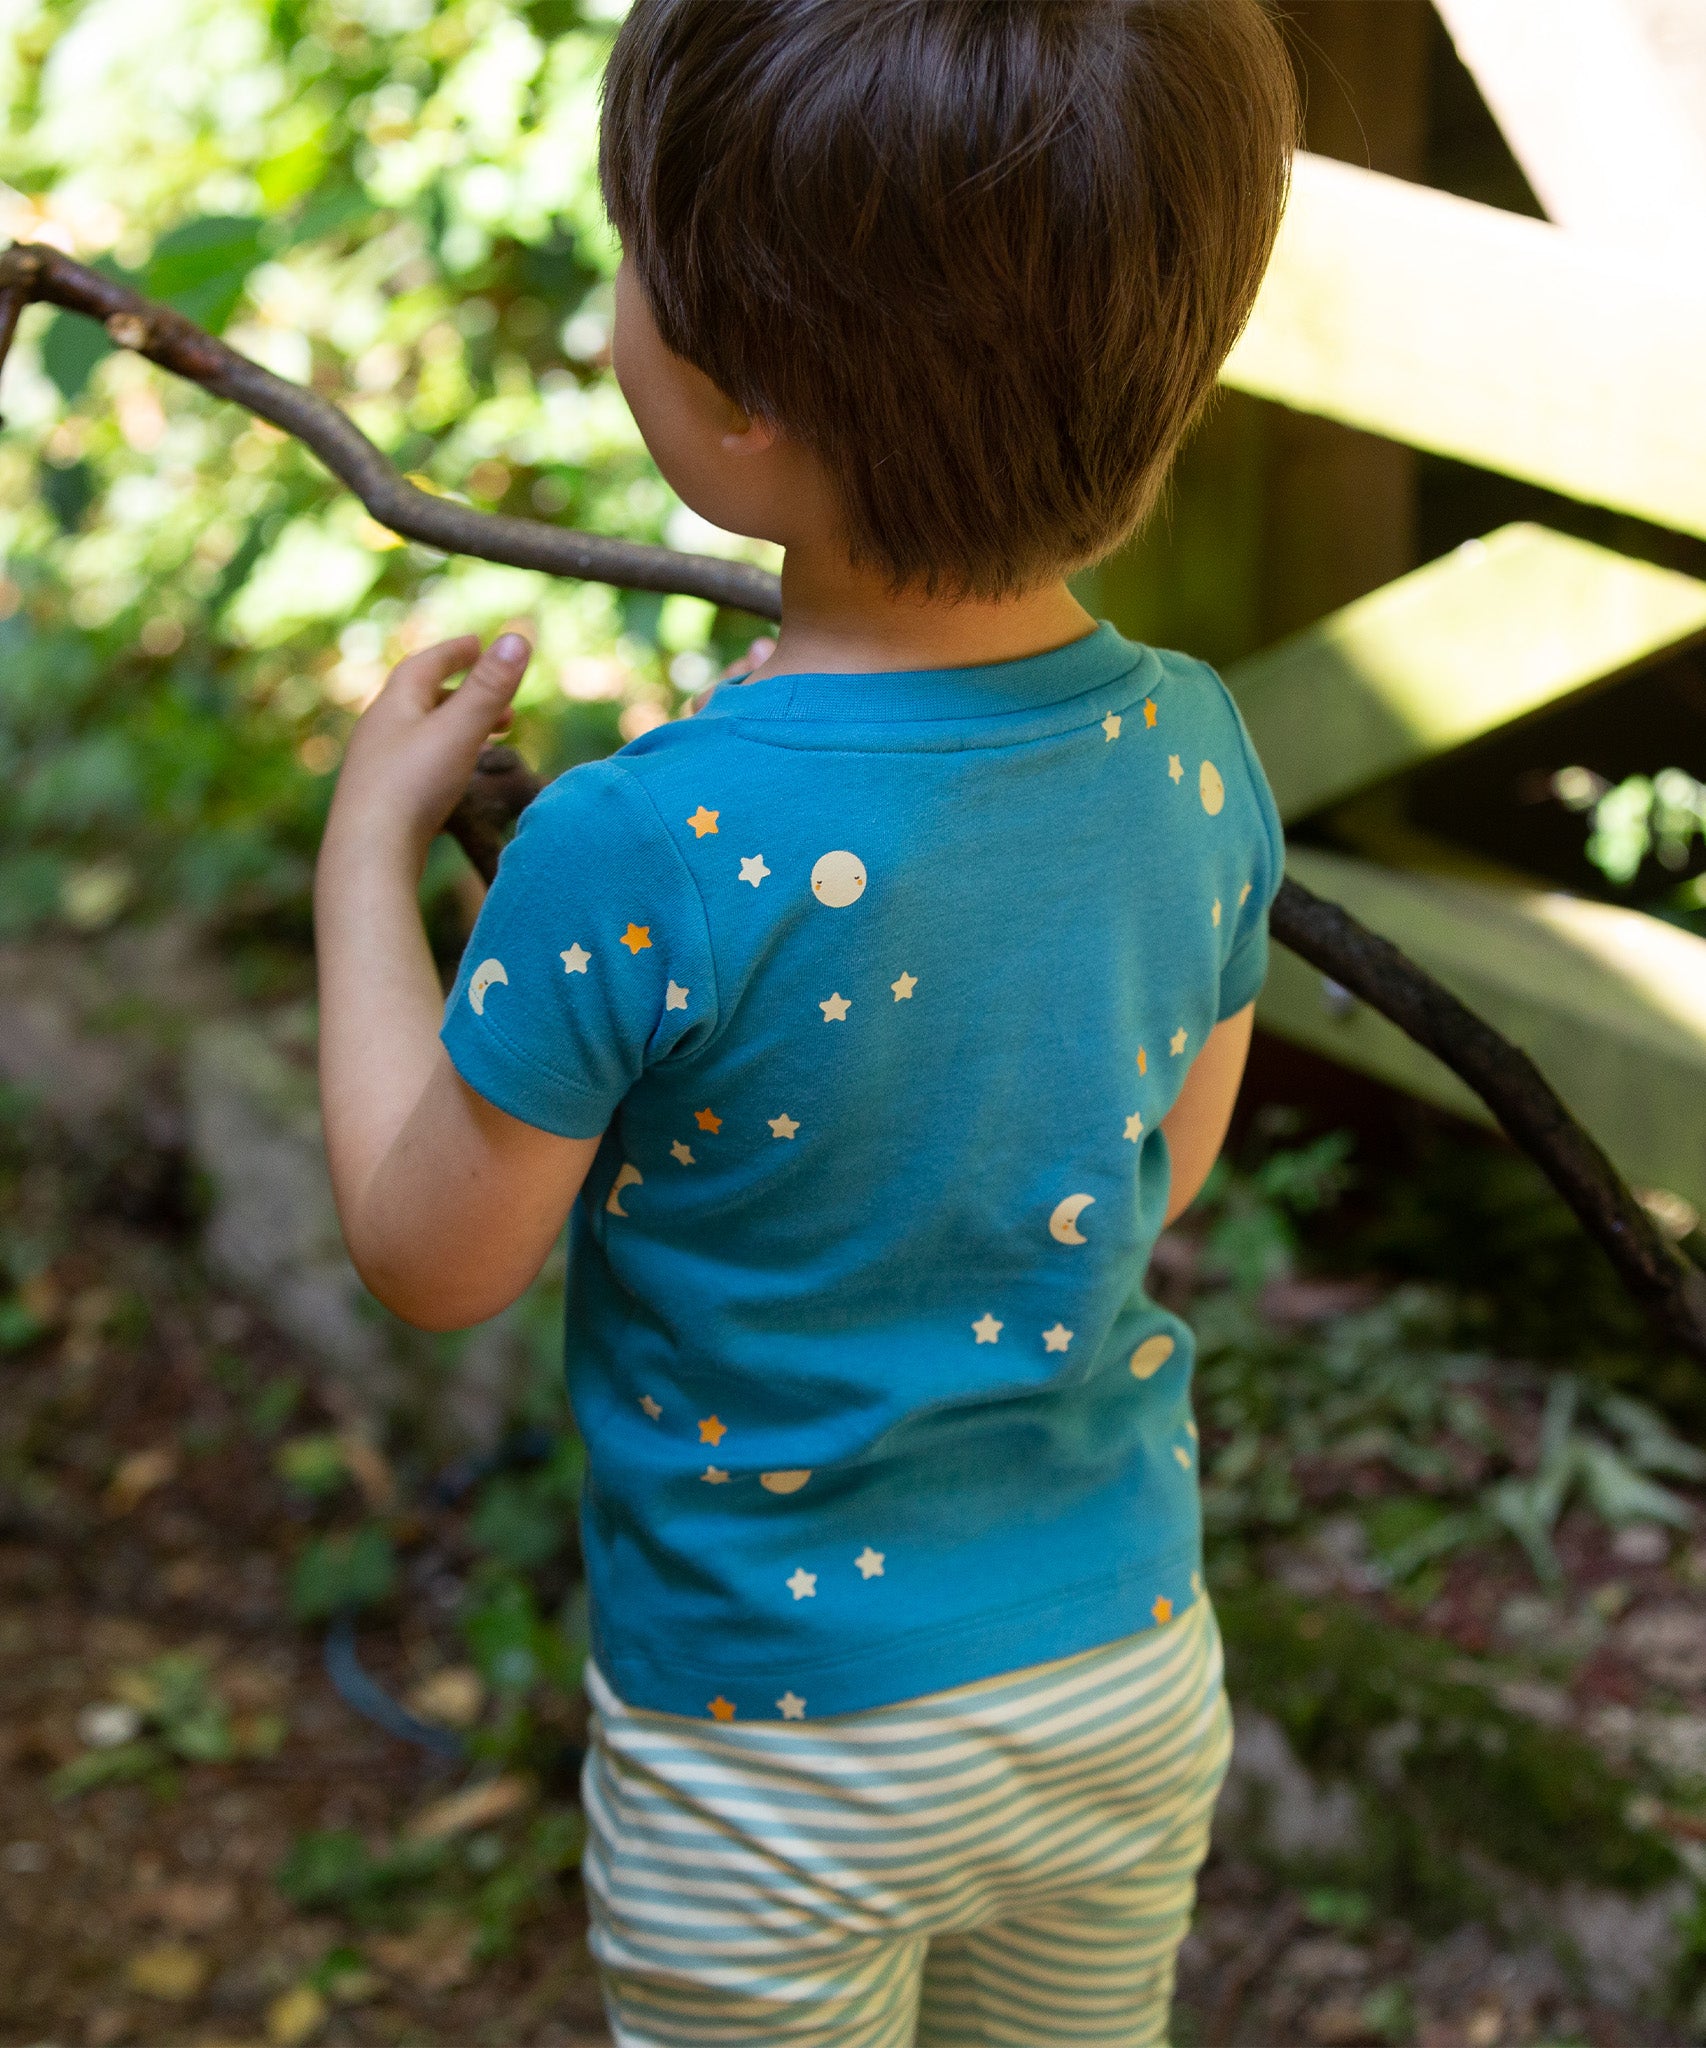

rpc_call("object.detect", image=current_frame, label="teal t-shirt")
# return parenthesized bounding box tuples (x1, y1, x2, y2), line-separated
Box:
(441, 623, 1282, 1721)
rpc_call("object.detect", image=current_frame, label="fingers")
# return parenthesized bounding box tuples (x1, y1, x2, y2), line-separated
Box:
(385, 635, 483, 711)
(434, 629, 533, 746)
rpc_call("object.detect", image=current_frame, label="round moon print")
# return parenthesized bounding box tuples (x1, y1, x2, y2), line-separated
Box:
(811, 850, 867, 907)
(1198, 761, 1225, 816)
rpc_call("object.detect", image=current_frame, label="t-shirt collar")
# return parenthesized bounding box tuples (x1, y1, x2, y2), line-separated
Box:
(697, 620, 1142, 726)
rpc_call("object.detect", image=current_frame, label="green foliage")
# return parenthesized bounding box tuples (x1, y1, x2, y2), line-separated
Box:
(290, 1521, 396, 1620)
(467, 1435, 582, 1570)
(276, 1827, 447, 1918)
(1555, 762, 1706, 930)
(51, 1650, 283, 1798)
(1218, 1584, 1679, 1911)
(0, 0, 776, 948)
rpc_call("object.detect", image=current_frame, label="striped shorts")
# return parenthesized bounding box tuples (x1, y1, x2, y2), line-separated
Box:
(581, 1594, 1231, 2047)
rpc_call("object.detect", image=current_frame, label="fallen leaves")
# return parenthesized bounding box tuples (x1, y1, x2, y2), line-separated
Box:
(126, 1940, 208, 2000)
(104, 1444, 177, 1514)
(404, 1665, 485, 1729)
(266, 1982, 328, 2044)
(406, 1773, 532, 1844)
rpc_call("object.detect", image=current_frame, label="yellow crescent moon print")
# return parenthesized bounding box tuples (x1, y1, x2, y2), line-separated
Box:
(1130, 1334, 1176, 1379)
(1199, 761, 1225, 816)
(760, 1471, 812, 1494)
(605, 1163, 643, 1217)
(467, 958, 508, 1015)
(1049, 1193, 1095, 1245)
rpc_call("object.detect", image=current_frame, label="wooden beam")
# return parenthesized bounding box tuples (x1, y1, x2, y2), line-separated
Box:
(1433, 0, 1706, 243)
(1226, 523, 1706, 824)
(1263, 849, 1706, 1214)
(1221, 152, 1706, 541)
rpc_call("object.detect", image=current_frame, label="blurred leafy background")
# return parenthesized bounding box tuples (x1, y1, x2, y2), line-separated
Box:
(0, 0, 776, 965)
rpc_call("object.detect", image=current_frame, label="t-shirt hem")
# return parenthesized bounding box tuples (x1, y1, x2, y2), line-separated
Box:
(590, 1536, 1204, 1722)
(441, 1021, 613, 1141)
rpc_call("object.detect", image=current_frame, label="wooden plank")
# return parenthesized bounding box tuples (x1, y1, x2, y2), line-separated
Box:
(1225, 523, 1706, 824)
(1434, 0, 1706, 242)
(1221, 152, 1706, 541)
(1263, 849, 1706, 1213)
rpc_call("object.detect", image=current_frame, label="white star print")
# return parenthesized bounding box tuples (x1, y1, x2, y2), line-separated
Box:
(1042, 1324, 1073, 1353)
(1103, 712, 1122, 742)
(1173, 1445, 1192, 1470)
(820, 993, 851, 1021)
(1239, 881, 1253, 907)
(666, 980, 690, 1010)
(855, 1547, 885, 1579)
(1170, 1028, 1189, 1056)
(702, 1466, 730, 1484)
(972, 1313, 1003, 1344)
(786, 1567, 817, 1601)
(891, 972, 917, 1001)
(1211, 900, 1222, 928)
(639, 1396, 662, 1420)
(1186, 1418, 1199, 1440)
(1168, 754, 1184, 784)
(739, 855, 770, 888)
(769, 1114, 800, 1139)
(777, 1691, 807, 1720)
(561, 944, 591, 974)
(670, 1140, 696, 1165)
(1124, 1113, 1144, 1142)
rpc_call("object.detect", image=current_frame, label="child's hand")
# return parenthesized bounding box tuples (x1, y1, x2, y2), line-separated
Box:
(326, 629, 533, 871)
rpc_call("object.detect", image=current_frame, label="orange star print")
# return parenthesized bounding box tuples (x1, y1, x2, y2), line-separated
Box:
(708, 1696, 736, 1721)
(686, 807, 720, 838)
(699, 1415, 728, 1445)
(1152, 1595, 1173, 1625)
(620, 924, 652, 954)
(695, 1107, 723, 1133)
(1144, 698, 1157, 728)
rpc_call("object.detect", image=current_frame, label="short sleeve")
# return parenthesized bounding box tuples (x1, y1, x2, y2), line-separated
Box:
(1215, 697, 1285, 1020)
(441, 760, 717, 1139)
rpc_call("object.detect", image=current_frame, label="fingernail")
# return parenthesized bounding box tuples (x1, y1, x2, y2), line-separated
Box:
(493, 633, 529, 661)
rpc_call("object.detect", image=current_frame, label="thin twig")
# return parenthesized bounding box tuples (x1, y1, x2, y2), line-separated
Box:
(3, 238, 1702, 1364)
(0, 242, 783, 619)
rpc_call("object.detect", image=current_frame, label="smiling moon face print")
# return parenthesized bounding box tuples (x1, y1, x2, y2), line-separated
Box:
(467, 958, 508, 1015)
(1049, 1193, 1095, 1245)
(811, 850, 867, 907)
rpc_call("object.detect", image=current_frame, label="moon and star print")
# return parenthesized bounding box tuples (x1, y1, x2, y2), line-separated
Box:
(453, 677, 1261, 1724)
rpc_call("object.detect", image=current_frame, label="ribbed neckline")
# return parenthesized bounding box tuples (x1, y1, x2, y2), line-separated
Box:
(696, 620, 1145, 727)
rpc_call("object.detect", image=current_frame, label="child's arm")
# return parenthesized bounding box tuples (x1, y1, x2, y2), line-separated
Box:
(314, 633, 600, 1332)
(1159, 1004, 1255, 1224)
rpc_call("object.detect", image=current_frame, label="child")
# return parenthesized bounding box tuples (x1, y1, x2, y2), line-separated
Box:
(314, 1, 1298, 2040)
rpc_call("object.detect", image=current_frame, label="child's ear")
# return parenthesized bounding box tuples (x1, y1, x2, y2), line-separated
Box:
(719, 407, 780, 456)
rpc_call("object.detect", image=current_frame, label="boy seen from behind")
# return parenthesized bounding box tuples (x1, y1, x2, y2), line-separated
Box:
(315, 3, 1300, 2040)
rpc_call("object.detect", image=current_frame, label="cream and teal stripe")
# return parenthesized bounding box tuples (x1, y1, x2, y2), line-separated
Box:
(582, 1594, 1230, 2046)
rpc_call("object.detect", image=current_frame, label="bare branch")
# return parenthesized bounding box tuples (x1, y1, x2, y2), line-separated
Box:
(0, 242, 783, 620)
(1270, 876, 1706, 1362)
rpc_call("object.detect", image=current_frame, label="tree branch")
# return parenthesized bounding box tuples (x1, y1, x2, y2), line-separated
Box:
(1269, 877, 1706, 1361)
(0, 242, 782, 619)
(4, 239, 1702, 1362)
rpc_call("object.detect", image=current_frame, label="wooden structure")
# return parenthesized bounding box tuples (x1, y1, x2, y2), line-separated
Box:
(1148, 1, 1706, 1217)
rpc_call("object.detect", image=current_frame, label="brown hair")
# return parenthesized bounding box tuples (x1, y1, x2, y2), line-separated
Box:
(601, 0, 1298, 598)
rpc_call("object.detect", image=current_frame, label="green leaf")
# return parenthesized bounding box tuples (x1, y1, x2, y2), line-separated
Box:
(40, 310, 113, 403)
(1575, 1440, 1696, 1529)
(290, 1526, 396, 1623)
(141, 216, 267, 333)
(49, 1739, 164, 1799)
